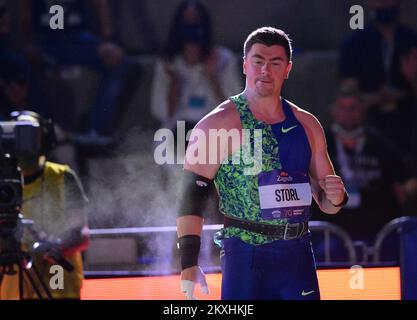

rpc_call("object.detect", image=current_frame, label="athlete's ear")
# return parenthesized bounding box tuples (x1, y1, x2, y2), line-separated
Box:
(285, 61, 293, 79)
(243, 56, 247, 76)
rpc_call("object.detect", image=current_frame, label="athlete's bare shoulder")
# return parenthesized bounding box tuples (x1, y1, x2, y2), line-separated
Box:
(195, 99, 241, 132)
(184, 99, 241, 178)
(286, 100, 326, 151)
(286, 100, 323, 132)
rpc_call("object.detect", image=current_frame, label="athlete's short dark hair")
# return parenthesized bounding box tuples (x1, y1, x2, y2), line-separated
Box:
(243, 27, 293, 62)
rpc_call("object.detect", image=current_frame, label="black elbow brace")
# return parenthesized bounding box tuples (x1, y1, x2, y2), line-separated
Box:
(177, 235, 201, 270)
(177, 170, 214, 218)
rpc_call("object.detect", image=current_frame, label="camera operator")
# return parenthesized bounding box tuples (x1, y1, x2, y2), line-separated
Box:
(0, 111, 89, 300)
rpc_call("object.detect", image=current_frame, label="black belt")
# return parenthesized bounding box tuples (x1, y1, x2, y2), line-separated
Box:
(224, 215, 308, 240)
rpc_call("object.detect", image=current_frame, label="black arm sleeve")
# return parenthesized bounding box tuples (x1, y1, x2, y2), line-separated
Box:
(177, 170, 214, 218)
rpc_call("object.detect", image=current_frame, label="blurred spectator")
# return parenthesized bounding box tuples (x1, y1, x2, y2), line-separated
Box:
(150, 0, 240, 224)
(315, 84, 416, 251)
(0, 111, 89, 300)
(0, 2, 46, 120)
(0, 54, 30, 119)
(339, 0, 417, 133)
(150, 0, 242, 136)
(1, 2, 77, 172)
(383, 45, 417, 173)
(19, 0, 132, 142)
(392, 45, 417, 158)
(108, 0, 159, 54)
(338, 0, 417, 164)
(339, 0, 417, 106)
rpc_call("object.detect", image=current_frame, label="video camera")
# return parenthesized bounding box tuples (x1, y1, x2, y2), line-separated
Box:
(0, 120, 43, 231)
(0, 118, 73, 292)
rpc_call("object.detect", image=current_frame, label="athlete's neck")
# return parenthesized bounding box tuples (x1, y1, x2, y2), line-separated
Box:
(242, 89, 285, 123)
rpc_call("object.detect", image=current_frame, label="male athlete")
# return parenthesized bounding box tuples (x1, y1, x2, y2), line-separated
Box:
(176, 27, 348, 300)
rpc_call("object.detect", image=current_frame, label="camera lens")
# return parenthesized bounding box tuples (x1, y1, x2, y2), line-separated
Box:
(0, 182, 17, 206)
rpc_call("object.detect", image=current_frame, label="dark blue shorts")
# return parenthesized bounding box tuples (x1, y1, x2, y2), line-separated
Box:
(220, 233, 320, 300)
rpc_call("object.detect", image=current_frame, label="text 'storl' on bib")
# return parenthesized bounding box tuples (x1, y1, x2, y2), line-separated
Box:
(258, 170, 312, 221)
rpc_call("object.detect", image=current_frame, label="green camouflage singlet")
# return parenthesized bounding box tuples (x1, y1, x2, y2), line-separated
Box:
(214, 94, 289, 245)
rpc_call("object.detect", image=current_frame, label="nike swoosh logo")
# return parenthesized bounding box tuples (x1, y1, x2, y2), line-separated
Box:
(281, 125, 298, 133)
(301, 290, 315, 296)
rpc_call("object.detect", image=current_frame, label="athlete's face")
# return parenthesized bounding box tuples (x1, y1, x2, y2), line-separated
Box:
(243, 44, 292, 97)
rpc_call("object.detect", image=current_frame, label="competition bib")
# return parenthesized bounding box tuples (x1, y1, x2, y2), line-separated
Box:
(258, 170, 312, 221)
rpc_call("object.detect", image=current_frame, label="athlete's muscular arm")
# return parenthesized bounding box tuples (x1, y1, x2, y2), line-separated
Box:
(178, 102, 235, 232)
(178, 101, 238, 234)
(177, 101, 239, 298)
(295, 108, 346, 214)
